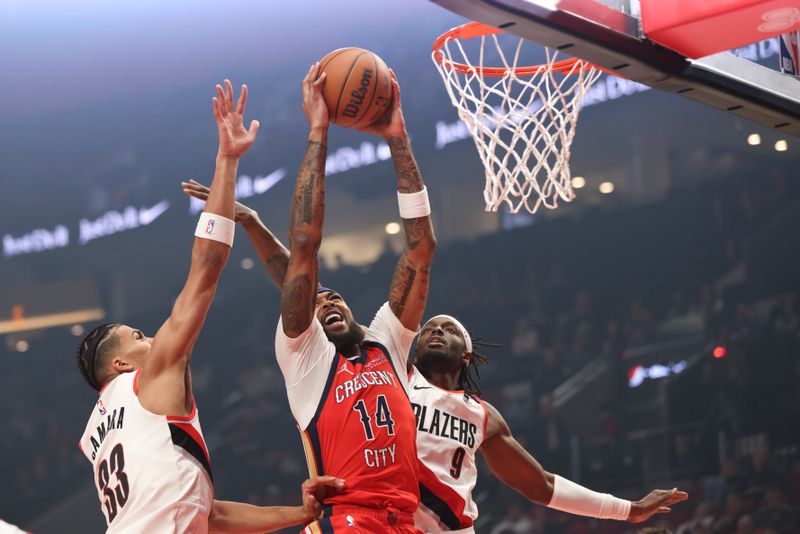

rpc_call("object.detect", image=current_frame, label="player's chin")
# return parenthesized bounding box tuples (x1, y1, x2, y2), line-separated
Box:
(322, 322, 348, 337)
(418, 347, 451, 362)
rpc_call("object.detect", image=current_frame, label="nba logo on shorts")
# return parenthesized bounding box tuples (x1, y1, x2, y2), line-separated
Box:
(205, 218, 216, 235)
(779, 31, 800, 77)
(97, 399, 107, 416)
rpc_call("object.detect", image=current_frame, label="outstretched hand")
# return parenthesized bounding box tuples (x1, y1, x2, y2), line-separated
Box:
(301, 476, 345, 522)
(358, 69, 406, 139)
(302, 62, 329, 130)
(628, 488, 689, 523)
(214, 79, 260, 158)
(180, 179, 254, 223)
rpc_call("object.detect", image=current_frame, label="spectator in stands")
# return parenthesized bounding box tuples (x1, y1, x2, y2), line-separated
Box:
(710, 492, 743, 533)
(511, 316, 539, 357)
(753, 487, 797, 532)
(675, 501, 713, 534)
(531, 394, 570, 472)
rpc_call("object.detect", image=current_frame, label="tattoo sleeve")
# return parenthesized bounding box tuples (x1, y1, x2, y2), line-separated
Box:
(387, 136, 424, 194)
(386, 135, 436, 330)
(281, 134, 328, 336)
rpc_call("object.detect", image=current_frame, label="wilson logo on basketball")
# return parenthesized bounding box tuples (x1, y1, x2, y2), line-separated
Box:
(342, 68, 373, 118)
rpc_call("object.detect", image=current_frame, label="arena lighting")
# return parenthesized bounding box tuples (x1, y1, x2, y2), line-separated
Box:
(240, 258, 255, 270)
(627, 360, 687, 388)
(0, 308, 105, 335)
(599, 181, 615, 194)
(571, 176, 586, 189)
(15, 340, 29, 353)
(747, 133, 761, 146)
(70, 324, 85, 337)
(774, 139, 788, 152)
(713, 345, 727, 359)
(385, 222, 401, 235)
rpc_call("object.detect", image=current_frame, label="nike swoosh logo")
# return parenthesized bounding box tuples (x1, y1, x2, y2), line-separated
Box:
(253, 168, 287, 194)
(138, 200, 170, 225)
(413, 385, 432, 390)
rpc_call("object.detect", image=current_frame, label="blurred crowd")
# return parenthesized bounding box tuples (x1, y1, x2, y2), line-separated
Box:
(1, 169, 798, 533)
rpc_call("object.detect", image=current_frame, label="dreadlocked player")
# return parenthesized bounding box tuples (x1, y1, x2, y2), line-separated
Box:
(409, 314, 688, 533)
(181, 195, 687, 534)
(77, 80, 343, 533)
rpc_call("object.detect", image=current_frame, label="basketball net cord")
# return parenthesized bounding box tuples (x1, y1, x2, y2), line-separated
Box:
(433, 34, 602, 214)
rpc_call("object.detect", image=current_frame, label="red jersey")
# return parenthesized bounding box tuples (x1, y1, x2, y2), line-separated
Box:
(276, 303, 420, 515)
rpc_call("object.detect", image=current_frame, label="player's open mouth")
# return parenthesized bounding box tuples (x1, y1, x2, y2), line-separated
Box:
(427, 336, 445, 348)
(323, 311, 345, 329)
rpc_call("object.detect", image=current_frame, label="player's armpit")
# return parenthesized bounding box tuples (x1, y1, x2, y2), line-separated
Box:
(479, 400, 556, 505)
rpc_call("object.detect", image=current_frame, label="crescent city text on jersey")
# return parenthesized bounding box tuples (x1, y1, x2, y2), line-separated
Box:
(334, 369, 399, 403)
(88, 403, 125, 460)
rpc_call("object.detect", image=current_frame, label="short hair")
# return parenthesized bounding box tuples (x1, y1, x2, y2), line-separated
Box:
(77, 323, 120, 391)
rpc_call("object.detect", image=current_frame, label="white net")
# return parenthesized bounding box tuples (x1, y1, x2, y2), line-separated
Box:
(433, 28, 602, 214)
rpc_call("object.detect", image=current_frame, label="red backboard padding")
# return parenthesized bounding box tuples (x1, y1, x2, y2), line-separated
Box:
(640, 0, 800, 58)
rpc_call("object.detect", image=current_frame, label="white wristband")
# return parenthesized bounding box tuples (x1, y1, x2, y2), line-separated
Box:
(547, 475, 631, 521)
(194, 212, 235, 247)
(397, 186, 431, 219)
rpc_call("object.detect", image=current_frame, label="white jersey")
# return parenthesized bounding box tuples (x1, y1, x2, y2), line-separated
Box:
(79, 371, 214, 533)
(409, 367, 488, 533)
(0, 519, 29, 534)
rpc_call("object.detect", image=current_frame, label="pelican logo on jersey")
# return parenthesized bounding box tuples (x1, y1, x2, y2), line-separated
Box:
(89, 407, 125, 460)
(411, 403, 477, 449)
(334, 369, 399, 403)
(342, 68, 372, 118)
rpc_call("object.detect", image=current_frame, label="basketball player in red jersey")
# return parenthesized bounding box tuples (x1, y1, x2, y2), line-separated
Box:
(77, 80, 343, 533)
(179, 182, 689, 534)
(407, 314, 688, 533)
(275, 63, 435, 533)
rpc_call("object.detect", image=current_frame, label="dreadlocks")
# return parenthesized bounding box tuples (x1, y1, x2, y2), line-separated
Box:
(77, 323, 120, 391)
(458, 336, 502, 397)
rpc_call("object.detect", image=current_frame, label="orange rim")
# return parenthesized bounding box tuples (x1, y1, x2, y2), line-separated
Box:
(432, 21, 613, 77)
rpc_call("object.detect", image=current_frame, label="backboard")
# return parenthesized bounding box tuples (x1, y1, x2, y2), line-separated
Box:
(431, 0, 800, 136)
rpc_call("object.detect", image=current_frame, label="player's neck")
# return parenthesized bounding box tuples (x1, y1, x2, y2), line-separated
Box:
(338, 342, 361, 358)
(425, 369, 461, 391)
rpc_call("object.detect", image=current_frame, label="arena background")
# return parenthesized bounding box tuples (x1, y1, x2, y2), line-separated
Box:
(1, 0, 798, 532)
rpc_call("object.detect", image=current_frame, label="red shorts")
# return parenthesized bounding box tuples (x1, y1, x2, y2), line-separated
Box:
(302, 505, 421, 534)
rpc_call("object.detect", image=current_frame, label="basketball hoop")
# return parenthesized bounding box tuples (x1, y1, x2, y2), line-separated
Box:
(432, 22, 605, 214)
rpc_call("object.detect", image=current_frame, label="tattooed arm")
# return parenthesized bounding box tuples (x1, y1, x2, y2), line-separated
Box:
(185, 195, 300, 289)
(280, 63, 329, 338)
(361, 71, 436, 331)
(182, 180, 290, 287)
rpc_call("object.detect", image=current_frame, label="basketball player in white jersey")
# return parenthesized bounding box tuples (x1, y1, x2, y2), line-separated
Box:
(179, 188, 687, 533)
(77, 80, 343, 533)
(408, 314, 688, 533)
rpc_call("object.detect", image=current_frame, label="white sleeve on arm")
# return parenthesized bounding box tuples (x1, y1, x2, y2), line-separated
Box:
(275, 317, 337, 431)
(364, 302, 418, 376)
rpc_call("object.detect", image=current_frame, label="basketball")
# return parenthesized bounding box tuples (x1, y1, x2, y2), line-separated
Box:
(319, 47, 392, 129)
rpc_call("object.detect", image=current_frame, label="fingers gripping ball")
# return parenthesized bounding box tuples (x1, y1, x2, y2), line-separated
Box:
(319, 48, 392, 129)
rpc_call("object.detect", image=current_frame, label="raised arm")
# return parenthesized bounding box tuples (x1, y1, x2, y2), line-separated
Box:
(361, 71, 436, 330)
(480, 401, 688, 523)
(181, 179, 290, 287)
(139, 80, 259, 415)
(209, 476, 344, 533)
(280, 63, 329, 338)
